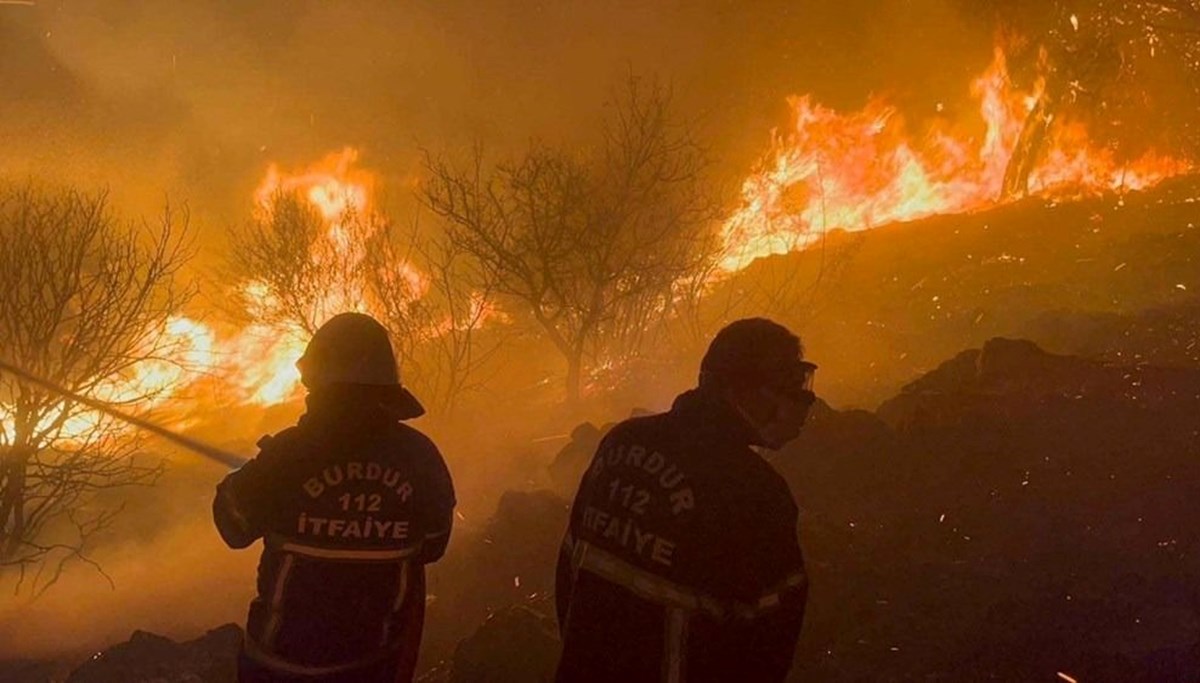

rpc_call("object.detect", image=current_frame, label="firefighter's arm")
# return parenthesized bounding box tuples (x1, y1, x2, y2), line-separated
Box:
(416, 445, 456, 564)
(745, 508, 809, 682)
(555, 430, 610, 635)
(554, 535, 576, 635)
(211, 436, 278, 549)
(212, 469, 261, 548)
(745, 568, 808, 682)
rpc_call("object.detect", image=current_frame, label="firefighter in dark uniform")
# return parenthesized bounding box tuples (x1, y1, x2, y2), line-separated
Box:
(213, 313, 455, 683)
(556, 318, 815, 683)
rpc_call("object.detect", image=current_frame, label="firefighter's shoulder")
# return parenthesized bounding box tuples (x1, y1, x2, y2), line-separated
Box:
(252, 426, 304, 461)
(388, 422, 454, 494)
(749, 456, 799, 517)
(599, 410, 668, 447)
(387, 421, 443, 462)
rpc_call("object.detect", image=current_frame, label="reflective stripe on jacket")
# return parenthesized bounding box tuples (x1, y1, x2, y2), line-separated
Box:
(555, 388, 807, 683)
(213, 390, 455, 681)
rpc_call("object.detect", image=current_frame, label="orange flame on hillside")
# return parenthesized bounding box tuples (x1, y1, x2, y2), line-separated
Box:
(721, 46, 1191, 270)
(14, 42, 1192, 430)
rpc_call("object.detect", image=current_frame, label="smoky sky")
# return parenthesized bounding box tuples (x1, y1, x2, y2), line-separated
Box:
(0, 0, 993, 265)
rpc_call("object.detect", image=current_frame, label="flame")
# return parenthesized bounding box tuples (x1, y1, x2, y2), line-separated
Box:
(0, 316, 216, 446)
(722, 46, 1190, 271)
(254, 147, 373, 223)
(222, 323, 308, 406)
(224, 147, 431, 406)
(231, 148, 381, 404)
(219, 147, 498, 407)
(118, 317, 217, 405)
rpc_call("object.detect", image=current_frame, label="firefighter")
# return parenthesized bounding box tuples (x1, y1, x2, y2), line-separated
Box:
(213, 313, 455, 683)
(555, 318, 815, 683)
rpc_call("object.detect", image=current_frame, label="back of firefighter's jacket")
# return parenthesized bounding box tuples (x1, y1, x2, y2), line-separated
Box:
(555, 390, 808, 683)
(213, 401, 454, 678)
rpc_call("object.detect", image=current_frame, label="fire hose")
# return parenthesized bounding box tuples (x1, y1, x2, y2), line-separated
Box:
(0, 358, 249, 469)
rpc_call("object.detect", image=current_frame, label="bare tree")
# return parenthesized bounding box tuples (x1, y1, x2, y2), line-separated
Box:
(421, 75, 722, 402)
(228, 192, 499, 413)
(0, 183, 192, 593)
(229, 192, 378, 334)
(365, 222, 504, 416)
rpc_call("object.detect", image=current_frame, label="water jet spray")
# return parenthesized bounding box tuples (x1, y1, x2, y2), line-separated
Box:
(0, 358, 248, 469)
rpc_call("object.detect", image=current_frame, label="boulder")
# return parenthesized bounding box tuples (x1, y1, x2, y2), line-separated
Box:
(439, 602, 559, 682)
(66, 624, 240, 683)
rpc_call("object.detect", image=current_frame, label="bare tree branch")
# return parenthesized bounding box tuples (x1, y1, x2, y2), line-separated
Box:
(0, 182, 190, 594)
(421, 74, 723, 402)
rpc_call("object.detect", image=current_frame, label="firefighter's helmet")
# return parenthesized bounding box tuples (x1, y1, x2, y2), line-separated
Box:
(296, 312, 425, 418)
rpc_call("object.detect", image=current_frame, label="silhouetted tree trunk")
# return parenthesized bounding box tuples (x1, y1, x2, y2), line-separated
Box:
(1002, 89, 1061, 199)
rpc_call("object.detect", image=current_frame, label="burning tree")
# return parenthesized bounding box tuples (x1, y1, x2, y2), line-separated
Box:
(421, 76, 722, 402)
(229, 162, 499, 414)
(364, 227, 502, 415)
(229, 192, 379, 335)
(0, 183, 192, 593)
(985, 0, 1200, 197)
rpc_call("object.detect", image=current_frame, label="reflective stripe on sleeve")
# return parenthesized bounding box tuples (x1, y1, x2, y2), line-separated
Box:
(663, 607, 689, 683)
(216, 482, 253, 533)
(260, 553, 295, 648)
(567, 535, 806, 621)
(570, 539, 723, 617)
(392, 560, 410, 612)
(741, 570, 809, 617)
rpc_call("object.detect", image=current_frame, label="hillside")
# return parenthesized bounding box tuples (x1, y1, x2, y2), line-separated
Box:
(718, 175, 1200, 407)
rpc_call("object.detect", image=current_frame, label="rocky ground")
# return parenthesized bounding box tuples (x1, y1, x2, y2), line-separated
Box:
(417, 338, 1200, 682)
(19, 337, 1196, 682)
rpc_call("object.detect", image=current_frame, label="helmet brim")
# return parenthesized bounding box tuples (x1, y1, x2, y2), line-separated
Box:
(393, 386, 426, 420)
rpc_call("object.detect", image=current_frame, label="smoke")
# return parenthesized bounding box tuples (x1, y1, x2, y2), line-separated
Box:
(0, 1, 990, 259)
(0, 0, 995, 664)
(0, 385, 637, 662)
(0, 517, 253, 658)
(0, 458, 254, 659)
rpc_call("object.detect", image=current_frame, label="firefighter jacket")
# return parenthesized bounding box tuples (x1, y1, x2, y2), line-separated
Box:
(555, 388, 808, 683)
(213, 388, 455, 681)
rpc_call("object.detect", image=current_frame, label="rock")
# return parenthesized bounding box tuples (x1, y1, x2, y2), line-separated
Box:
(877, 337, 1200, 431)
(786, 339, 1200, 682)
(420, 490, 568, 672)
(66, 624, 240, 683)
(448, 602, 559, 682)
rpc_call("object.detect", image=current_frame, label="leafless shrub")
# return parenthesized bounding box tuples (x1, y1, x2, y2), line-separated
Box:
(422, 75, 723, 401)
(228, 192, 500, 413)
(0, 182, 193, 594)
